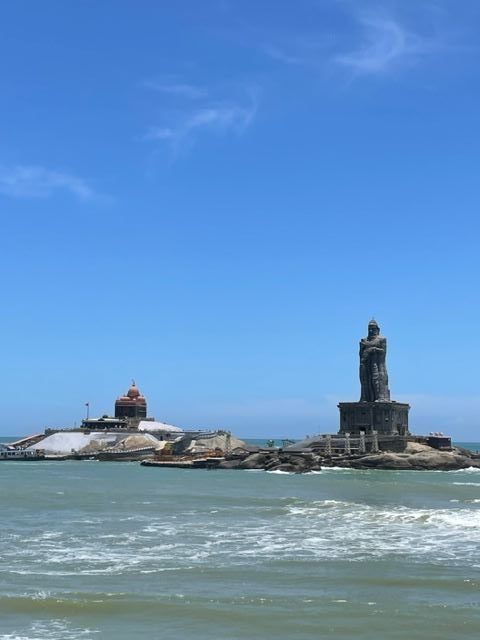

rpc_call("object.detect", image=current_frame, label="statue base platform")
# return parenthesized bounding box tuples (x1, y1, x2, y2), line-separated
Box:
(338, 401, 409, 436)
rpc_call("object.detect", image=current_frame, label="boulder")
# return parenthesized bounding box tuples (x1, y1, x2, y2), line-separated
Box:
(219, 442, 480, 473)
(408, 451, 478, 470)
(280, 454, 315, 471)
(348, 449, 480, 471)
(218, 459, 244, 470)
(405, 442, 433, 454)
(239, 452, 276, 470)
(268, 463, 299, 473)
(174, 432, 246, 455)
(351, 453, 413, 470)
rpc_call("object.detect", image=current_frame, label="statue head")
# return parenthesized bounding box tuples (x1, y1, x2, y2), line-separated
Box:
(368, 318, 380, 338)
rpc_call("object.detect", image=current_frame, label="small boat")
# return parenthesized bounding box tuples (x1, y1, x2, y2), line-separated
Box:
(0, 447, 45, 461)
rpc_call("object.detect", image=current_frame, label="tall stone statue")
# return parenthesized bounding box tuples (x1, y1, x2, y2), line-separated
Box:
(359, 319, 390, 402)
(338, 319, 409, 438)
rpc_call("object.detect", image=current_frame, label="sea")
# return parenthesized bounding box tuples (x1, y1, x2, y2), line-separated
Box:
(0, 438, 479, 640)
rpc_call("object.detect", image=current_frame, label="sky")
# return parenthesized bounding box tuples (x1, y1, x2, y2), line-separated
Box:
(1, 0, 480, 439)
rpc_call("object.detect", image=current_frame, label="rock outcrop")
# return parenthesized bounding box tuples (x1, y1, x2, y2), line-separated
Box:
(173, 432, 246, 456)
(218, 444, 480, 473)
(344, 448, 480, 471)
(219, 451, 320, 473)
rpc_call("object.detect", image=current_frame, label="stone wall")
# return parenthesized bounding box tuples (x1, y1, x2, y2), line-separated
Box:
(338, 401, 409, 436)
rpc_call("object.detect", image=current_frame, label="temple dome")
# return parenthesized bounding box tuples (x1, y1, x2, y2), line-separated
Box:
(127, 383, 140, 399)
(115, 381, 148, 422)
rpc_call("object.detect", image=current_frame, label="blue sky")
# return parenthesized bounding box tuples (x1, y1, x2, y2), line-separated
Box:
(1, 0, 480, 438)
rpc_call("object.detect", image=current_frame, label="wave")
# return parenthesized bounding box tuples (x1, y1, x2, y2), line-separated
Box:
(266, 470, 293, 475)
(2, 465, 480, 583)
(452, 482, 480, 486)
(3, 498, 480, 575)
(0, 618, 99, 640)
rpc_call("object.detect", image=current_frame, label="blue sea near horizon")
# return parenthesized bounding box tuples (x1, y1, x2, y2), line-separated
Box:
(0, 441, 479, 639)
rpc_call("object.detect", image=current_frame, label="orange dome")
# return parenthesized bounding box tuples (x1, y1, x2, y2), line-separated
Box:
(127, 383, 140, 399)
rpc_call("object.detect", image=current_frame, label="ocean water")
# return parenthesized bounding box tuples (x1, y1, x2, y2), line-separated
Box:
(0, 452, 479, 638)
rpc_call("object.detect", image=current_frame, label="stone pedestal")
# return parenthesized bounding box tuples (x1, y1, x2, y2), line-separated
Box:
(338, 401, 409, 436)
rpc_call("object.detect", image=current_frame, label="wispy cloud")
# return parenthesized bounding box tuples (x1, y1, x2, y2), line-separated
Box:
(142, 74, 258, 156)
(261, 9, 440, 77)
(146, 103, 255, 141)
(0, 165, 94, 199)
(144, 90, 258, 155)
(143, 80, 208, 99)
(334, 15, 437, 74)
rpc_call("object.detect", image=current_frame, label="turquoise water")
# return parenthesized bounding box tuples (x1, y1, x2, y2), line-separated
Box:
(0, 447, 479, 639)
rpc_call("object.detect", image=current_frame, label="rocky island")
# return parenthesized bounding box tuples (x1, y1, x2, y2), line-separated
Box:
(219, 319, 479, 472)
(3, 321, 477, 472)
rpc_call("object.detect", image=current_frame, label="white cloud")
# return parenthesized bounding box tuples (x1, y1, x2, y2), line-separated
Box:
(261, 10, 440, 78)
(334, 15, 436, 74)
(142, 73, 259, 156)
(186, 104, 256, 132)
(145, 99, 257, 153)
(0, 165, 94, 199)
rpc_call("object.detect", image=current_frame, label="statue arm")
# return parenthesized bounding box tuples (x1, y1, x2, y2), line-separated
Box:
(370, 337, 387, 354)
(359, 339, 367, 359)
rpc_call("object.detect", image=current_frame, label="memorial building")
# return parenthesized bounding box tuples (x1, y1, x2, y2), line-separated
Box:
(115, 381, 148, 422)
(82, 381, 151, 430)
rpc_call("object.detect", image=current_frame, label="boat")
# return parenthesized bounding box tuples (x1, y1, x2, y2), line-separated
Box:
(0, 446, 45, 461)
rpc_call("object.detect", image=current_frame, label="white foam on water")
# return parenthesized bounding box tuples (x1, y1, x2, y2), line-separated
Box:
(452, 482, 480, 486)
(8, 590, 51, 601)
(267, 470, 293, 475)
(0, 619, 99, 640)
(3, 475, 480, 579)
(289, 499, 352, 514)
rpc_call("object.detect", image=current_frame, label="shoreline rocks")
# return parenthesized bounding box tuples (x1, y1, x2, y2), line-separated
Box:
(218, 443, 480, 473)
